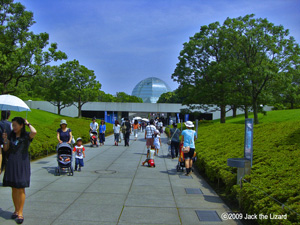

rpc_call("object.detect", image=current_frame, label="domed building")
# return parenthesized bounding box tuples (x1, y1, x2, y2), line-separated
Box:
(132, 77, 172, 103)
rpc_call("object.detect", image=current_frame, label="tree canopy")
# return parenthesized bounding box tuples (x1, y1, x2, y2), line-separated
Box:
(172, 14, 300, 124)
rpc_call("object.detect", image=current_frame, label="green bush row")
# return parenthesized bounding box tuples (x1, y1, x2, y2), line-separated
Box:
(195, 121, 300, 225)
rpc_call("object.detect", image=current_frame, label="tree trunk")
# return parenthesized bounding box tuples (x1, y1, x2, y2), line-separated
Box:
(57, 102, 61, 115)
(220, 105, 226, 123)
(253, 100, 259, 124)
(244, 105, 248, 119)
(232, 105, 237, 117)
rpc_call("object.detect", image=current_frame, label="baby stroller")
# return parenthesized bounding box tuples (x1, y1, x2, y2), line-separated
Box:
(90, 131, 98, 147)
(176, 143, 197, 172)
(55, 143, 74, 176)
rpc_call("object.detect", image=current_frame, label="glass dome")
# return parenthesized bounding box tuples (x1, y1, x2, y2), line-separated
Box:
(132, 77, 172, 103)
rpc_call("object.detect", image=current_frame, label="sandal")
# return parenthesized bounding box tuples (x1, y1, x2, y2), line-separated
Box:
(16, 215, 24, 224)
(11, 212, 18, 219)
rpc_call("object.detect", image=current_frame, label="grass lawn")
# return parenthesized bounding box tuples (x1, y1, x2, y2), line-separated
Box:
(8, 109, 113, 159)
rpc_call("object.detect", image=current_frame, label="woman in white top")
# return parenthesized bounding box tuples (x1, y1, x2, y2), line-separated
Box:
(113, 120, 121, 146)
(145, 119, 156, 151)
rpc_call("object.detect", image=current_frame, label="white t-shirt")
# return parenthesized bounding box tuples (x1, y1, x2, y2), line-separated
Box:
(90, 122, 98, 132)
(73, 145, 85, 159)
(113, 124, 121, 133)
(145, 125, 156, 139)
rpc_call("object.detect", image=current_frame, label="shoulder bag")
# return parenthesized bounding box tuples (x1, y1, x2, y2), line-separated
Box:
(168, 128, 177, 145)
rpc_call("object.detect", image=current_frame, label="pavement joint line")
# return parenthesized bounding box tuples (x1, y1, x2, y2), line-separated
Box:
(162, 134, 183, 225)
(117, 132, 146, 225)
(50, 134, 137, 225)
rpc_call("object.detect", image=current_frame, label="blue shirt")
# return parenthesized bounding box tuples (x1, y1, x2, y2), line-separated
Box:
(99, 124, 106, 133)
(182, 129, 196, 148)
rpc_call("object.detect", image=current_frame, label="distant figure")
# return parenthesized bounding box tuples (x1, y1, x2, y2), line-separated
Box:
(145, 119, 156, 152)
(154, 130, 162, 156)
(99, 120, 106, 146)
(181, 121, 197, 176)
(113, 120, 121, 146)
(2, 117, 37, 224)
(122, 118, 132, 146)
(169, 123, 181, 159)
(133, 120, 139, 141)
(89, 117, 99, 147)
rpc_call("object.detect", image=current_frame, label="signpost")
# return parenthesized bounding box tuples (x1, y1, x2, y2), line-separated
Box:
(244, 118, 254, 167)
(195, 119, 199, 139)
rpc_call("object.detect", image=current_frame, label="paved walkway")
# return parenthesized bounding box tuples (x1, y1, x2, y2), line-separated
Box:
(0, 132, 242, 225)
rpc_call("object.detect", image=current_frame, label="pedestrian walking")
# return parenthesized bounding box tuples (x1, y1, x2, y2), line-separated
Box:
(113, 120, 121, 146)
(2, 117, 37, 224)
(73, 138, 85, 172)
(154, 131, 161, 156)
(122, 118, 131, 146)
(99, 120, 106, 146)
(57, 119, 73, 145)
(145, 119, 156, 152)
(89, 117, 99, 147)
(169, 123, 181, 159)
(181, 121, 197, 176)
(133, 120, 139, 141)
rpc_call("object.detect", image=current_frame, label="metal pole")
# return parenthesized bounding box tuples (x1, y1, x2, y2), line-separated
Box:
(195, 119, 199, 139)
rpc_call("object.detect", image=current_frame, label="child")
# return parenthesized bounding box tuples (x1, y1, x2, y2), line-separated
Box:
(73, 137, 85, 172)
(153, 130, 162, 156)
(142, 145, 156, 167)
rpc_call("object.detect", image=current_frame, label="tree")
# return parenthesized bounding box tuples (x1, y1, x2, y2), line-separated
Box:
(62, 60, 101, 118)
(34, 65, 74, 114)
(223, 14, 300, 124)
(98, 91, 115, 102)
(172, 21, 236, 123)
(0, 0, 67, 94)
(172, 14, 300, 124)
(115, 92, 143, 103)
(157, 89, 183, 103)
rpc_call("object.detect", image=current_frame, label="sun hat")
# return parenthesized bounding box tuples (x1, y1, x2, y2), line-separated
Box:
(60, 119, 67, 125)
(185, 121, 194, 128)
(76, 137, 82, 142)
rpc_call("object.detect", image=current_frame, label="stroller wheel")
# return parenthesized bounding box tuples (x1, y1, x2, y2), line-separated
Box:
(176, 165, 180, 172)
(181, 168, 184, 172)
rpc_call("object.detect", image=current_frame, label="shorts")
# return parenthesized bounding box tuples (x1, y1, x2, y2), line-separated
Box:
(183, 148, 195, 160)
(146, 138, 154, 146)
(75, 158, 84, 167)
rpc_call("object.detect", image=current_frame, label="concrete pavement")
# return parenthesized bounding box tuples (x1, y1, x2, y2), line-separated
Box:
(0, 131, 242, 225)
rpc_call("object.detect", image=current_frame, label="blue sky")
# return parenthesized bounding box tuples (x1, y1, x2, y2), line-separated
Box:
(18, 0, 300, 95)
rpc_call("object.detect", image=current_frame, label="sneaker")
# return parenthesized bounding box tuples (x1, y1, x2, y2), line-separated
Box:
(78, 168, 81, 172)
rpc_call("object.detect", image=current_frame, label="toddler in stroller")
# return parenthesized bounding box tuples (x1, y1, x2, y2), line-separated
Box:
(55, 143, 74, 176)
(90, 131, 98, 147)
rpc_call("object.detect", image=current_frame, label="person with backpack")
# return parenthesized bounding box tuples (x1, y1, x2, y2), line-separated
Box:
(169, 123, 181, 159)
(0, 110, 12, 174)
(121, 118, 131, 146)
(57, 119, 73, 145)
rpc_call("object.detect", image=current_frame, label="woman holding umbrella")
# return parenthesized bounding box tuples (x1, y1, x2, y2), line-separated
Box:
(2, 117, 37, 224)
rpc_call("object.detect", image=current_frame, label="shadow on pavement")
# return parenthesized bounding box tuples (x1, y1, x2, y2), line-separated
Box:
(42, 166, 56, 175)
(0, 208, 12, 220)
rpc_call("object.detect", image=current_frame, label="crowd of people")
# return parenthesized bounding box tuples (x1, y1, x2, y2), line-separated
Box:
(0, 113, 197, 224)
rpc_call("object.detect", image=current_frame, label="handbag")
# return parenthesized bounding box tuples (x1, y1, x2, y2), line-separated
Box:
(168, 128, 178, 145)
(68, 128, 76, 144)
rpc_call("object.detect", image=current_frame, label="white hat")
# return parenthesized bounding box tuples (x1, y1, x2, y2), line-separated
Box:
(60, 119, 67, 125)
(76, 137, 82, 142)
(185, 121, 194, 128)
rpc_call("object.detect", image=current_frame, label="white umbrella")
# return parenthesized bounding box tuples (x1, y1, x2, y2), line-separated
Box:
(0, 94, 31, 112)
(142, 118, 149, 122)
(134, 117, 142, 120)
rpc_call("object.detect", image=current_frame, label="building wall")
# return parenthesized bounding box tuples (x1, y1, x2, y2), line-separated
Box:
(25, 101, 273, 120)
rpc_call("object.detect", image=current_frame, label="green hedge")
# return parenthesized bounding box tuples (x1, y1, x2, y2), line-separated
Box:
(10, 109, 113, 159)
(195, 118, 300, 224)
